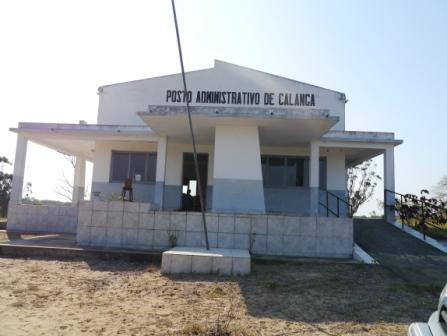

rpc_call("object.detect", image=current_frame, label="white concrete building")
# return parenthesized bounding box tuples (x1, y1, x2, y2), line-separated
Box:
(7, 60, 402, 258)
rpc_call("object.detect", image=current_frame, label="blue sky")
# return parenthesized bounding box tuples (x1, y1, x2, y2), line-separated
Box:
(0, 0, 446, 213)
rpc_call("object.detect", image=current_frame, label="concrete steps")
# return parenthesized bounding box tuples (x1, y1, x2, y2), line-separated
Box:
(161, 247, 250, 276)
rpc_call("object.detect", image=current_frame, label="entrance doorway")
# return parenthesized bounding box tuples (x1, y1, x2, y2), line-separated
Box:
(181, 153, 208, 212)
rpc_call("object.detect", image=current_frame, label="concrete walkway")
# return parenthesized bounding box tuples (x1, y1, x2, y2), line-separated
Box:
(354, 219, 447, 288)
(0, 232, 161, 262)
(1, 232, 78, 248)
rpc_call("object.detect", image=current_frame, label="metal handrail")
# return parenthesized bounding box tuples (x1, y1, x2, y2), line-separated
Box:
(384, 189, 447, 240)
(385, 189, 446, 212)
(319, 188, 353, 218)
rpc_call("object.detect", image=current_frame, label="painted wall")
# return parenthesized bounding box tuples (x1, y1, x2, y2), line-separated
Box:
(97, 60, 346, 130)
(91, 182, 155, 203)
(325, 148, 346, 191)
(212, 124, 265, 213)
(264, 187, 311, 214)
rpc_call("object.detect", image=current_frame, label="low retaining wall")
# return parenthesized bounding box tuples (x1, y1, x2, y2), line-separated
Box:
(6, 203, 78, 233)
(77, 201, 353, 258)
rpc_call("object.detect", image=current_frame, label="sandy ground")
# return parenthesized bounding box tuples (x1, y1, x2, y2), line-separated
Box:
(0, 257, 440, 336)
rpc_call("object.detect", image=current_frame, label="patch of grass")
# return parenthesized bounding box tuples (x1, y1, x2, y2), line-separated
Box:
(147, 264, 158, 273)
(28, 264, 42, 273)
(388, 283, 442, 295)
(27, 283, 39, 291)
(9, 277, 19, 286)
(207, 284, 226, 298)
(402, 219, 447, 239)
(182, 322, 205, 335)
(157, 318, 173, 328)
(252, 258, 292, 266)
(265, 281, 280, 291)
(10, 300, 25, 308)
(424, 224, 447, 239)
(182, 319, 250, 336)
(351, 263, 370, 270)
(168, 231, 177, 247)
(181, 300, 254, 336)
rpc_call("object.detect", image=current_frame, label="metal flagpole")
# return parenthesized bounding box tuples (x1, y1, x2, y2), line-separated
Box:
(170, 0, 210, 250)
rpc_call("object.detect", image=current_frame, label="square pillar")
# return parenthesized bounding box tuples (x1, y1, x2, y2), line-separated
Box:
(212, 124, 265, 213)
(72, 157, 86, 204)
(10, 135, 28, 203)
(154, 137, 167, 209)
(384, 146, 395, 223)
(309, 142, 320, 215)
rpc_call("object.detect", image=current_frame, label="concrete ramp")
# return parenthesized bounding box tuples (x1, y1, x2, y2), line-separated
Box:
(354, 219, 447, 287)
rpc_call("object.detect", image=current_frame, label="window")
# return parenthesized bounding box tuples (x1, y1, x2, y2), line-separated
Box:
(286, 158, 305, 187)
(268, 157, 285, 186)
(110, 151, 157, 183)
(261, 156, 305, 187)
(111, 152, 128, 181)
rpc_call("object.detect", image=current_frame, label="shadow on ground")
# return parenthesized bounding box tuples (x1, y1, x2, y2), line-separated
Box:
(165, 259, 441, 325)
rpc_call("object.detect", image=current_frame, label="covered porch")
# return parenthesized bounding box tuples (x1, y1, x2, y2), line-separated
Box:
(5, 121, 403, 259)
(8, 117, 402, 222)
(7, 122, 166, 233)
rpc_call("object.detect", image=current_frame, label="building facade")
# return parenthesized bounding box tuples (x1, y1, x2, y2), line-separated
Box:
(7, 60, 402, 258)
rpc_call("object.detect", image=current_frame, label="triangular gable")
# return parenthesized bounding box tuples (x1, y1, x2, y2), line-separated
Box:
(97, 60, 346, 130)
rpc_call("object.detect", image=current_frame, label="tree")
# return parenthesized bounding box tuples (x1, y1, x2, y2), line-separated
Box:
(395, 189, 446, 238)
(0, 156, 13, 217)
(347, 159, 382, 215)
(53, 154, 76, 202)
(23, 182, 33, 199)
(53, 154, 89, 203)
(434, 176, 447, 201)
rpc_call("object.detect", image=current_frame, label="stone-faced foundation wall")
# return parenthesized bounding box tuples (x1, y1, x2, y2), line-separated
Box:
(77, 201, 353, 258)
(7, 203, 78, 233)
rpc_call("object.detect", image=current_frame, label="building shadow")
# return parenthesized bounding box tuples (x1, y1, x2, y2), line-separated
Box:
(164, 260, 440, 325)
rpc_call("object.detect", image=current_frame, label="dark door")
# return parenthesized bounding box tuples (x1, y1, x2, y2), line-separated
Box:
(181, 153, 208, 212)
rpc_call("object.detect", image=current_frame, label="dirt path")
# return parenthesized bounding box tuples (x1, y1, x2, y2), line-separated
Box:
(0, 256, 439, 335)
(354, 219, 447, 288)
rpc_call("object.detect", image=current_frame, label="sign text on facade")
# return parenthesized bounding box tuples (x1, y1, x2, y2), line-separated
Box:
(165, 90, 316, 107)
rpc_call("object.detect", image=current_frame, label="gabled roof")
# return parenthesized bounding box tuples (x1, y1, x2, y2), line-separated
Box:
(98, 60, 345, 96)
(212, 60, 345, 95)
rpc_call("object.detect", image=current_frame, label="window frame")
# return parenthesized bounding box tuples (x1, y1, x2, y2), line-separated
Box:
(109, 150, 157, 184)
(261, 155, 306, 188)
(261, 155, 327, 188)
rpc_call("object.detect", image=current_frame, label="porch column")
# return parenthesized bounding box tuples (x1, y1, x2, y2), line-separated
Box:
(72, 157, 86, 204)
(154, 136, 167, 209)
(309, 142, 320, 215)
(212, 124, 265, 213)
(10, 135, 28, 203)
(383, 146, 395, 223)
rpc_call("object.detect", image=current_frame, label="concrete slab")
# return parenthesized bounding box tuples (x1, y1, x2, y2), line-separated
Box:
(161, 247, 250, 276)
(0, 232, 161, 262)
